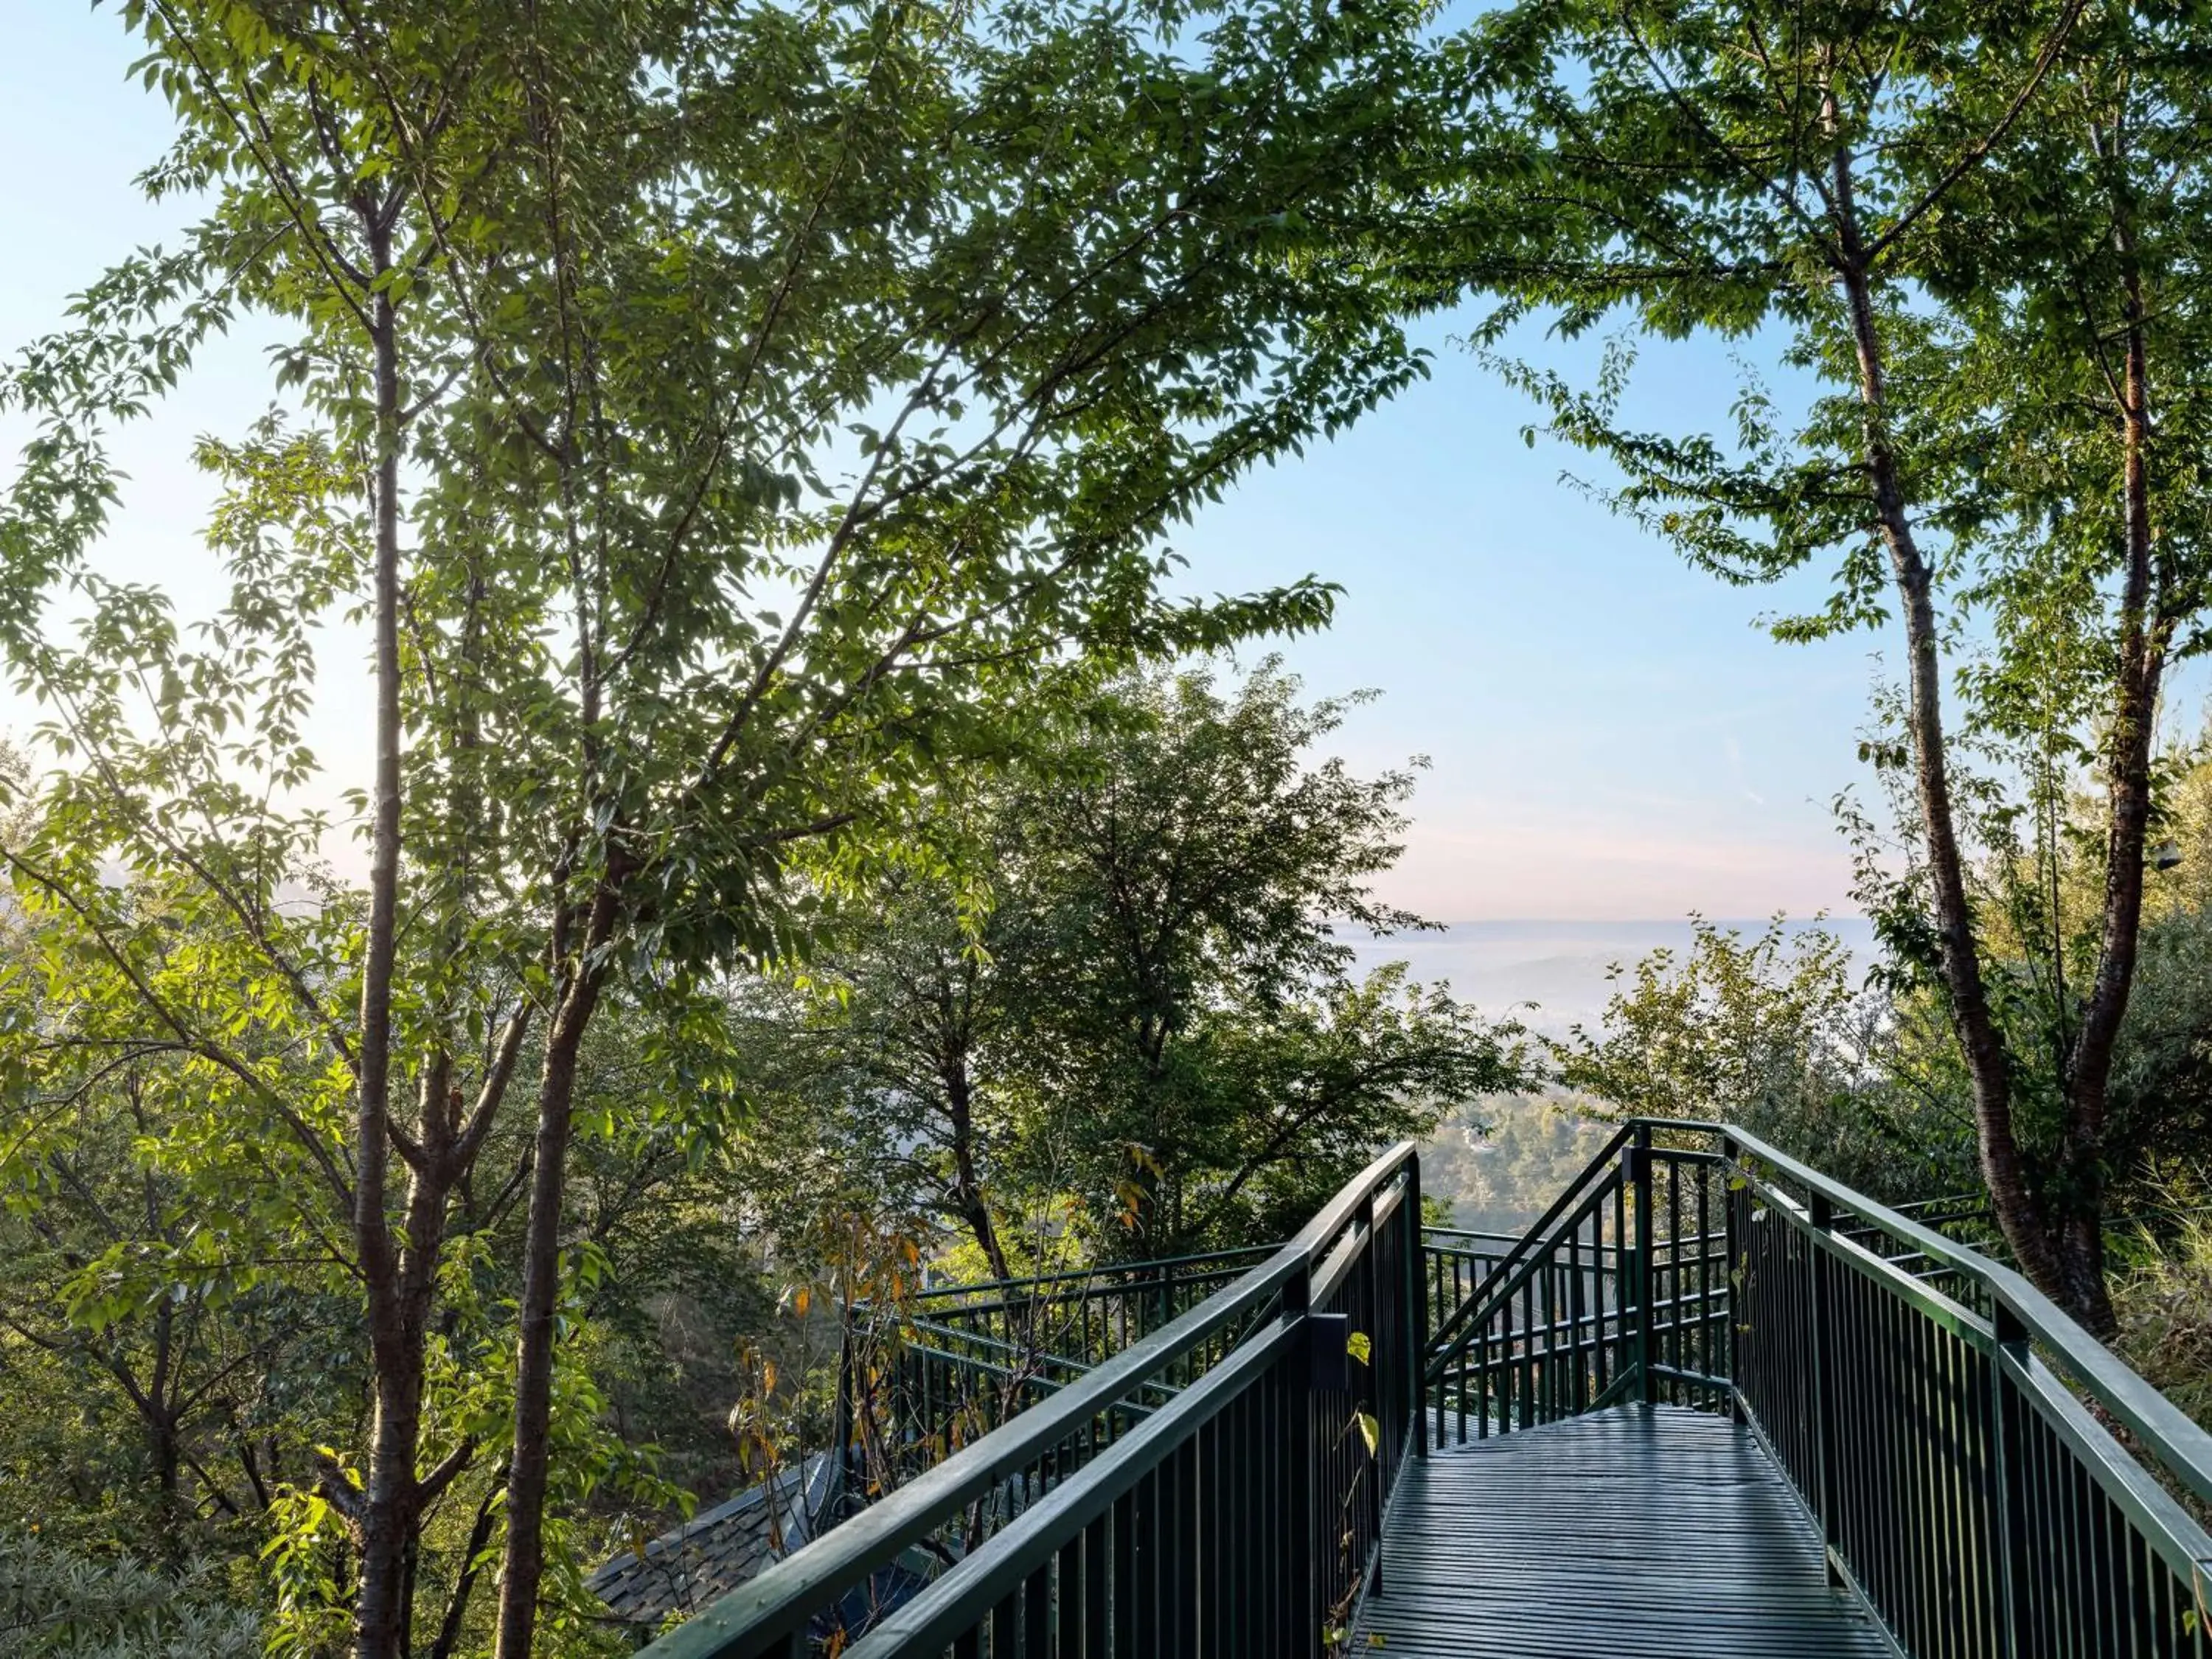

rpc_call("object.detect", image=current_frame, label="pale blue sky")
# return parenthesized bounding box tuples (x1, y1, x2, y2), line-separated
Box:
(1, 3, 2107, 924)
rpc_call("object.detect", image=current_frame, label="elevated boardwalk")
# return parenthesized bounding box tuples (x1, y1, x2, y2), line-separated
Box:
(1360, 1407, 1890, 1658)
(633, 1122, 2212, 1659)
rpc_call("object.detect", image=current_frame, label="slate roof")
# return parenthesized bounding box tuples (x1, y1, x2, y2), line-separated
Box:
(588, 1455, 835, 1630)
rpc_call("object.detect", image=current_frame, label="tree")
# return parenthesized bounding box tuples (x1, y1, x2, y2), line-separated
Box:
(726, 664, 1523, 1267)
(741, 853, 1045, 1284)
(2, 1, 1456, 1651)
(1012, 666, 1514, 1253)
(1554, 916, 1975, 1201)
(1422, 0, 2212, 1329)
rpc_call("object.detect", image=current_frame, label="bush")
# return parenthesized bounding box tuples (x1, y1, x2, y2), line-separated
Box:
(0, 1531, 260, 1657)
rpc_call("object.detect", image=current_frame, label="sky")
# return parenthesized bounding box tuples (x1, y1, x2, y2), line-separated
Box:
(0, 3, 2142, 940)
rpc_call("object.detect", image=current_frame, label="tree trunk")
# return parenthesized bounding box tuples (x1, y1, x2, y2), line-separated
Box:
(351, 205, 418, 1659)
(150, 1413, 181, 1500)
(2057, 230, 2160, 1339)
(945, 1060, 1013, 1281)
(431, 1472, 507, 1659)
(1827, 146, 2074, 1310)
(493, 899, 615, 1659)
(147, 1302, 180, 1502)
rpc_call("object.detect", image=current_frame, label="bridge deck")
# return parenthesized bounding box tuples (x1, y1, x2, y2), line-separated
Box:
(1356, 1405, 1893, 1658)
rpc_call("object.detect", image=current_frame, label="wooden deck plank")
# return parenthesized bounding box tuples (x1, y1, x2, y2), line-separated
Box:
(1355, 1405, 1893, 1658)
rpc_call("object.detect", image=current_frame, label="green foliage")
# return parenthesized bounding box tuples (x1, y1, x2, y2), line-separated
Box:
(731, 661, 1526, 1268)
(0, 1531, 260, 1657)
(1555, 917, 1973, 1200)
(1436, 0, 2212, 695)
(0, 0, 1470, 1644)
(1416, 1097, 1610, 1236)
(2115, 1171, 2212, 1436)
(995, 664, 1525, 1253)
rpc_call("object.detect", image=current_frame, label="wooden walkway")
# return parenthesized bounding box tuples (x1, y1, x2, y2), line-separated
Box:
(1355, 1406, 1893, 1658)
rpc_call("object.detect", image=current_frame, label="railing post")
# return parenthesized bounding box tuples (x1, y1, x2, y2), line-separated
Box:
(1807, 1190, 1840, 1578)
(1405, 1155, 1427, 1462)
(1357, 1190, 1384, 1600)
(1630, 1123, 1655, 1406)
(1988, 1297, 2028, 1658)
(1721, 1135, 1742, 1423)
(1284, 1261, 1320, 1659)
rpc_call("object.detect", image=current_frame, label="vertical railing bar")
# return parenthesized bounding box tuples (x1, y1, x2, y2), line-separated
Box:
(1986, 1324, 2020, 1659)
(1548, 1256, 1566, 1433)
(1023, 1562, 1048, 1659)
(1896, 1276, 1922, 1645)
(1618, 1203, 1630, 1378)
(1110, 1486, 1133, 1659)
(1055, 1528, 1082, 1659)
(1913, 1291, 1940, 1657)
(1632, 1125, 1655, 1407)
(1169, 1435, 1189, 1659)
(1722, 1137, 1741, 1416)
(1947, 1324, 1974, 1659)
(1695, 1163, 1711, 1410)
(1806, 1189, 1838, 1574)
(1524, 1267, 1537, 1429)
(1568, 1217, 1586, 1416)
(1665, 1152, 1680, 1405)
(1284, 1258, 1317, 1659)
(1893, 1281, 1921, 1651)
(1231, 1399, 1249, 1657)
(1919, 1292, 1947, 1657)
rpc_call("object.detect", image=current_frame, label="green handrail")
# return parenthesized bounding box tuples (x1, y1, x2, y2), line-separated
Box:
(1713, 1123, 2212, 1655)
(1418, 1116, 2212, 1657)
(639, 1142, 1422, 1658)
(1421, 1120, 1637, 1360)
(840, 1318, 1306, 1657)
(631, 1119, 2212, 1658)
(1720, 1124, 2212, 1506)
(839, 1242, 1276, 1523)
(905, 1245, 1277, 1310)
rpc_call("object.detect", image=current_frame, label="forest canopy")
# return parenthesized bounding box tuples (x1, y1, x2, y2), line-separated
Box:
(7, 0, 2212, 1654)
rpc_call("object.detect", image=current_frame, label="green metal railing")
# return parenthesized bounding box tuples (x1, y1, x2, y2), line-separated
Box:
(643, 1143, 1423, 1658)
(635, 1120, 2212, 1658)
(1722, 1125, 2212, 1658)
(1421, 1121, 1731, 1439)
(901, 1248, 1280, 1366)
(1419, 1119, 2212, 1658)
(849, 1248, 1276, 1505)
(1419, 1225, 1518, 1342)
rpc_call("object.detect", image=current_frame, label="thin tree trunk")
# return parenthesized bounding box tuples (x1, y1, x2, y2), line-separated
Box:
(2059, 234, 2160, 1338)
(351, 204, 420, 1659)
(493, 894, 616, 1659)
(945, 1062, 1013, 1281)
(151, 1415, 181, 1501)
(431, 1470, 508, 1659)
(147, 1303, 180, 1504)
(1828, 145, 2072, 1308)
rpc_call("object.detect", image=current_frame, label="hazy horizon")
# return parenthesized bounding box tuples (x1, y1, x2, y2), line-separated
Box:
(1343, 914, 1877, 1037)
